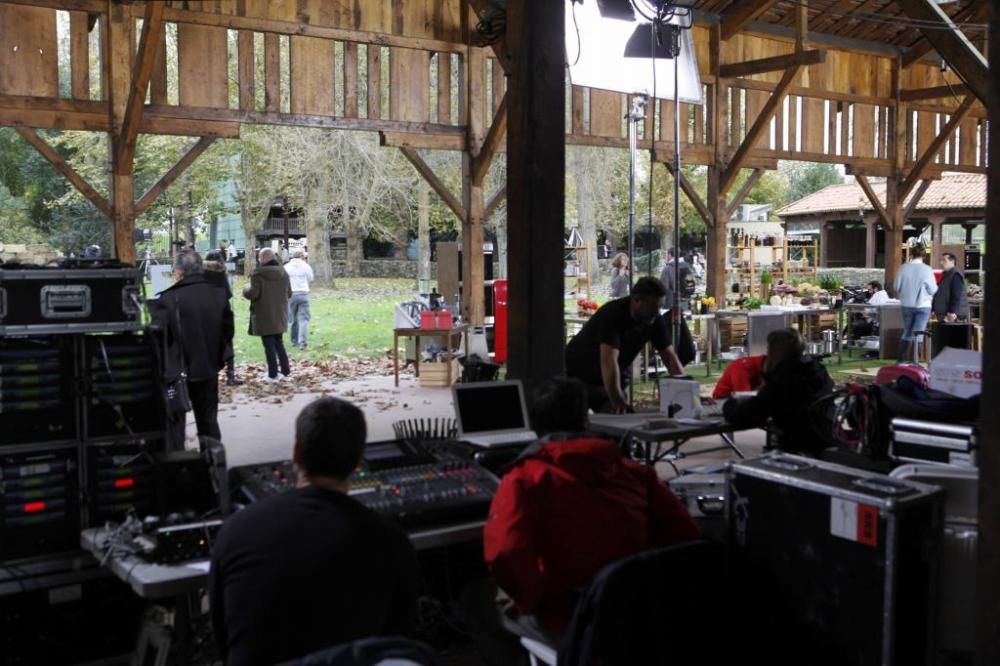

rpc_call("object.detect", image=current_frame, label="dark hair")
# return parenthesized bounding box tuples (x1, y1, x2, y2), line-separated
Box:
(174, 250, 203, 277)
(763, 328, 805, 376)
(530, 377, 589, 436)
(942, 252, 957, 263)
(294, 397, 367, 478)
(868, 281, 882, 291)
(631, 276, 667, 300)
(910, 243, 926, 259)
(205, 250, 225, 263)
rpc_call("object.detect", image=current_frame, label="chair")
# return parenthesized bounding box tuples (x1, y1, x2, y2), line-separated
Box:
(519, 541, 736, 666)
(391, 417, 457, 440)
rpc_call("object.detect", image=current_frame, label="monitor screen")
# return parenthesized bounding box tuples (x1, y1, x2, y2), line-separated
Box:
(456, 384, 526, 433)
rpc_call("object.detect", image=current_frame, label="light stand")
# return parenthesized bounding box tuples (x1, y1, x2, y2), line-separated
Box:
(626, 95, 648, 292)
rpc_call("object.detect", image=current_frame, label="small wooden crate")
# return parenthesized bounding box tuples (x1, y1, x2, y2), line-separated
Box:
(719, 318, 748, 349)
(419, 359, 461, 387)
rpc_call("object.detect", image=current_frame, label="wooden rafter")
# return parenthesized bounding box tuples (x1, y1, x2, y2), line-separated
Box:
(116, 0, 165, 173)
(894, 0, 988, 104)
(900, 84, 972, 102)
(901, 1, 987, 68)
(855, 174, 891, 229)
(134, 137, 216, 216)
(900, 94, 976, 198)
(720, 0, 780, 41)
(15, 127, 112, 218)
(721, 65, 801, 194)
(727, 168, 764, 217)
(471, 93, 507, 186)
(719, 50, 824, 79)
(484, 185, 507, 220)
(400, 147, 466, 221)
(795, 0, 809, 51)
(665, 162, 711, 226)
(903, 178, 932, 220)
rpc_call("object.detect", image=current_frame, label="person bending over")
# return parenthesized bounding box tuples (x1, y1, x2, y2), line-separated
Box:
(723, 329, 834, 456)
(210, 398, 419, 666)
(566, 277, 684, 413)
(711, 354, 766, 400)
(484, 378, 700, 640)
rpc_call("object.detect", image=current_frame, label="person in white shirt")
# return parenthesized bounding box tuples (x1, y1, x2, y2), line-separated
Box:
(892, 244, 937, 363)
(284, 249, 315, 350)
(866, 281, 890, 306)
(226, 241, 238, 261)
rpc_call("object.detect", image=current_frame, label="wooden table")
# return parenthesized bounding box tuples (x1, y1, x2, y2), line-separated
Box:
(393, 324, 470, 387)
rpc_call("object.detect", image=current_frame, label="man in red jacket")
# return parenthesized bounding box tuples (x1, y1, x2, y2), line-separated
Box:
(483, 378, 700, 639)
(711, 354, 766, 400)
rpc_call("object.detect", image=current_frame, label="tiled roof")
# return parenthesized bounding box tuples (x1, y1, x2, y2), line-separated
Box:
(776, 174, 986, 218)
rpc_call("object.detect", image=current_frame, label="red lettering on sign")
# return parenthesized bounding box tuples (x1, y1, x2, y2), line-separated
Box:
(857, 504, 879, 547)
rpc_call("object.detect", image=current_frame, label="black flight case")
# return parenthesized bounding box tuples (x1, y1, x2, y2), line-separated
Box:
(726, 453, 943, 666)
(0, 264, 143, 335)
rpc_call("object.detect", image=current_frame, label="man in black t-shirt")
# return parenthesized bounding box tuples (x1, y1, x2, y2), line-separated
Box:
(566, 277, 684, 413)
(210, 398, 419, 666)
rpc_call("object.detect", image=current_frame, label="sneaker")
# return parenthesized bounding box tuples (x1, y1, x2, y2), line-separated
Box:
(227, 376, 245, 386)
(299, 344, 307, 351)
(264, 375, 281, 384)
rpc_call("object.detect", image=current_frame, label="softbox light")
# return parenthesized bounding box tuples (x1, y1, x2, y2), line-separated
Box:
(565, 0, 704, 104)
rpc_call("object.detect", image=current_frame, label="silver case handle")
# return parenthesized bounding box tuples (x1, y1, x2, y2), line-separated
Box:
(40, 285, 92, 319)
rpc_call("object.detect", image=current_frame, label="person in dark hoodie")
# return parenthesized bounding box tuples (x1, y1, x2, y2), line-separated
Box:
(244, 247, 292, 381)
(483, 377, 700, 640)
(149, 250, 234, 449)
(723, 328, 835, 456)
(204, 250, 243, 386)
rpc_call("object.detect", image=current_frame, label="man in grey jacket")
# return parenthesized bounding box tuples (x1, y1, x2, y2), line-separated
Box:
(893, 244, 937, 363)
(244, 248, 292, 381)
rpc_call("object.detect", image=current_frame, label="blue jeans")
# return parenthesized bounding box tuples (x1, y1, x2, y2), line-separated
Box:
(288, 293, 311, 347)
(261, 334, 290, 378)
(901, 307, 931, 342)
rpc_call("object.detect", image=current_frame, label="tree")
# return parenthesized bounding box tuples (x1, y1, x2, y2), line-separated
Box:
(783, 162, 843, 204)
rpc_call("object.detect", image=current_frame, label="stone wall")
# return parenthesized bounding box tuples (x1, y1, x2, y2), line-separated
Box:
(817, 267, 886, 287)
(331, 259, 500, 280)
(0, 243, 63, 265)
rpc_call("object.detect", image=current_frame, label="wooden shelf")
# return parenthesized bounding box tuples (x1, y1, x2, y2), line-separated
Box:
(727, 238, 818, 292)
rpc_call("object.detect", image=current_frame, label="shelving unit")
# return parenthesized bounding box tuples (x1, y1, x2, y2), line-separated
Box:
(565, 229, 591, 299)
(729, 239, 818, 294)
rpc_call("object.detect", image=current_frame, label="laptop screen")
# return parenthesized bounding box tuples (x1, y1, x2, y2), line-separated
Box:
(455, 383, 527, 433)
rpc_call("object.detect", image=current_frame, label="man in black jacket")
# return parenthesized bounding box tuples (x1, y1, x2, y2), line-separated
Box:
(932, 252, 969, 322)
(149, 250, 234, 449)
(723, 328, 834, 456)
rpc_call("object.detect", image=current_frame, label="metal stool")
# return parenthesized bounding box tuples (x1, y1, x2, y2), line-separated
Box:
(913, 329, 930, 365)
(391, 417, 458, 440)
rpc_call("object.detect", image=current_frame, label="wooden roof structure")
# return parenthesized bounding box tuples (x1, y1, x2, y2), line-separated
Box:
(1, 2, 999, 659)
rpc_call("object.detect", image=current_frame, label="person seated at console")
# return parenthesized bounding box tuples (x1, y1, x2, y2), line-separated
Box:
(723, 329, 834, 457)
(210, 397, 419, 666)
(484, 377, 700, 640)
(711, 354, 766, 400)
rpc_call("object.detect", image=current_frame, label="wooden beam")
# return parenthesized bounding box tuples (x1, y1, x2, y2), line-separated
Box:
(154, 5, 467, 55)
(720, 0, 780, 41)
(894, 0, 988, 104)
(116, 0, 165, 173)
(854, 174, 890, 228)
(484, 185, 506, 220)
(264, 33, 280, 113)
(901, 1, 986, 68)
(471, 93, 507, 186)
(665, 161, 711, 226)
(900, 94, 976, 197)
(69, 11, 90, 100)
(134, 137, 216, 216)
(15, 127, 111, 218)
(380, 132, 465, 150)
(903, 178, 931, 220)
(399, 147, 466, 221)
(719, 50, 824, 79)
(727, 168, 764, 217)
(900, 84, 972, 102)
(238, 30, 255, 111)
(721, 65, 801, 194)
(0, 0, 104, 11)
(795, 0, 808, 51)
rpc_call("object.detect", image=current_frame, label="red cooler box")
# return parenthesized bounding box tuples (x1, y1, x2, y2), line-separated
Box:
(493, 279, 508, 363)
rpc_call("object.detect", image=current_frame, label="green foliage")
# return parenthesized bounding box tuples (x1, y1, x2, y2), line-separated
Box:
(783, 162, 843, 204)
(818, 273, 842, 290)
(743, 296, 763, 310)
(759, 270, 773, 285)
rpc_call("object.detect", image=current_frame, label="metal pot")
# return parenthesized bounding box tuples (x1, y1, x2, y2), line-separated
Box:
(822, 330, 838, 355)
(806, 341, 824, 355)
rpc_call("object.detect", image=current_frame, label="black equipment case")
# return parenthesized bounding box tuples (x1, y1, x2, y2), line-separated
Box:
(726, 454, 943, 666)
(0, 266, 142, 335)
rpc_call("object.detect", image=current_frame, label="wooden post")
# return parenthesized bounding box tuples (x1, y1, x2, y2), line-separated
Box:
(505, 0, 565, 384)
(462, 46, 487, 325)
(107, 1, 135, 263)
(976, 5, 1000, 664)
(884, 59, 906, 290)
(865, 219, 877, 269)
(706, 26, 729, 305)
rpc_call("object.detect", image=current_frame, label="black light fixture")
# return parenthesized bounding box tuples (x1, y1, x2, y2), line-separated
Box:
(594, 0, 636, 20)
(624, 21, 680, 59)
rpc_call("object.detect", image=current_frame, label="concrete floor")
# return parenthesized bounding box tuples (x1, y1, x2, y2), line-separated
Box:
(176, 371, 768, 476)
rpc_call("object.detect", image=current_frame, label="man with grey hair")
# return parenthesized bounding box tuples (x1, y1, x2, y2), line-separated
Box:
(244, 247, 292, 381)
(149, 250, 234, 449)
(284, 248, 315, 350)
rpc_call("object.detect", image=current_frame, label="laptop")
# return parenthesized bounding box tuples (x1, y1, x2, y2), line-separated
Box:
(452, 380, 538, 448)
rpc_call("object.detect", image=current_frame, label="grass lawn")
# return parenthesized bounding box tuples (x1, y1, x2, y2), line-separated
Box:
(229, 277, 417, 363)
